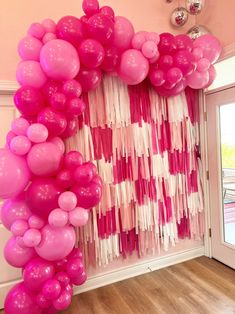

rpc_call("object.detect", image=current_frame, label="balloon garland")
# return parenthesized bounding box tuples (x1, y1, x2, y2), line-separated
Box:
(0, 0, 222, 313)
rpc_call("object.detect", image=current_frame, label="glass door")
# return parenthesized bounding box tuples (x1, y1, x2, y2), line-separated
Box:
(206, 87, 235, 269)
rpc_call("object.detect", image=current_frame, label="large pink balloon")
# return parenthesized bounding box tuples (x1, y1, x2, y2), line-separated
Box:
(4, 283, 41, 314)
(76, 67, 102, 92)
(0, 149, 30, 199)
(194, 34, 222, 64)
(113, 16, 134, 51)
(27, 142, 62, 177)
(27, 178, 63, 219)
(18, 36, 43, 61)
(14, 86, 45, 116)
(40, 39, 80, 80)
(37, 107, 67, 137)
(4, 236, 36, 268)
(78, 39, 105, 69)
(23, 257, 55, 291)
(35, 225, 76, 261)
(56, 16, 84, 47)
(87, 13, 114, 45)
(119, 49, 149, 85)
(0, 195, 31, 230)
(187, 70, 209, 89)
(16, 61, 47, 88)
(71, 182, 102, 209)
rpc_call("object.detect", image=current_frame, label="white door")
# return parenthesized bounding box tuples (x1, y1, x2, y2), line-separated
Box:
(207, 86, 235, 269)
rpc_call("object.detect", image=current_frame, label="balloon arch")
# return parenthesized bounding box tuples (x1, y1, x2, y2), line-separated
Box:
(0, 0, 221, 313)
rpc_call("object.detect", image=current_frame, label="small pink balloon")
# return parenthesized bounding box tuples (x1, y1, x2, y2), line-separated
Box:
(18, 36, 43, 61)
(158, 55, 174, 71)
(114, 16, 135, 51)
(63, 80, 82, 98)
(149, 68, 166, 87)
(192, 47, 204, 61)
(71, 271, 87, 286)
(28, 215, 45, 229)
(149, 52, 160, 64)
(54, 272, 70, 287)
(36, 293, 52, 309)
(68, 247, 83, 260)
(10, 135, 31, 155)
(74, 164, 94, 185)
(100, 6, 115, 20)
(56, 16, 84, 47)
(23, 228, 42, 247)
(187, 70, 209, 89)
(174, 34, 193, 52)
(28, 22, 46, 39)
(11, 219, 29, 236)
(69, 207, 89, 227)
(49, 92, 67, 111)
(42, 279, 61, 300)
(76, 67, 102, 92)
(58, 191, 77, 211)
(56, 169, 74, 189)
(49, 137, 65, 155)
(132, 31, 147, 50)
(48, 208, 69, 227)
(27, 123, 48, 143)
(67, 98, 86, 117)
(166, 67, 183, 84)
(141, 41, 158, 59)
(60, 118, 78, 139)
(64, 284, 73, 295)
(11, 117, 30, 135)
(64, 151, 84, 170)
(66, 257, 84, 278)
(42, 33, 57, 44)
(78, 39, 105, 69)
(6, 131, 16, 147)
(16, 61, 47, 88)
(146, 32, 160, 44)
(53, 291, 71, 311)
(101, 46, 120, 73)
(71, 182, 102, 209)
(37, 107, 67, 137)
(197, 58, 211, 72)
(82, 0, 99, 17)
(42, 19, 56, 33)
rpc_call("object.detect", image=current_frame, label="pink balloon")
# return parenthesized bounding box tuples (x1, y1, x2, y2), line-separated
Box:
(11, 219, 29, 236)
(66, 98, 86, 117)
(23, 228, 42, 247)
(174, 34, 193, 52)
(28, 215, 45, 229)
(60, 117, 78, 139)
(192, 47, 204, 61)
(158, 33, 176, 55)
(49, 137, 65, 155)
(71, 182, 102, 209)
(54, 272, 70, 287)
(119, 49, 149, 85)
(66, 257, 84, 278)
(16, 60, 47, 88)
(14, 86, 45, 116)
(68, 247, 83, 260)
(100, 6, 115, 20)
(18, 36, 43, 61)
(82, 0, 99, 17)
(36, 293, 52, 309)
(132, 31, 147, 50)
(27, 123, 49, 143)
(23, 257, 55, 291)
(42, 33, 57, 44)
(146, 32, 160, 44)
(64, 151, 84, 170)
(194, 34, 222, 64)
(58, 191, 77, 211)
(78, 39, 105, 69)
(173, 50, 195, 76)
(27, 142, 62, 177)
(56, 169, 74, 189)
(92, 175, 103, 187)
(42, 19, 56, 33)
(28, 23, 45, 39)
(187, 70, 209, 89)
(142, 41, 158, 59)
(48, 208, 69, 227)
(6, 131, 16, 147)
(56, 16, 84, 47)
(204, 65, 216, 88)
(149, 68, 166, 87)
(42, 80, 62, 100)
(42, 279, 61, 300)
(1, 196, 31, 230)
(10, 135, 31, 155)
(71, 271, 87, 286)
(0, 149, 30, 199)
(27, 178, 63, 219)
(4, 236, 35, 267)
(63, 80, 82, 98)
(37, 107, 67, 137)
(74, 164, 94, 185)
(69, 207, 89, 227)
(166, 67, 183, 84)
(87, 13, 114, 45)
(155, 79, 186, 97)
(11, 117, 30, 135)
(113, 16, 134, 51)
(76, 67, 102, 92)
(197, 58, 211, 72)
(53, 291, 71, 311)
(64, 284, 73, 295)
(35, 225, 76, 261)
(4, 283, 41, 314)
(101, 46, 120, 73)
(158, 55, 174, 71)
(40, 39, 80, 80)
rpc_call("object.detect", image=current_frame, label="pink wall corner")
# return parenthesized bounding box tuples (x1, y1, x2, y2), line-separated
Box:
(197, 0, 235, 48)
(0, 0, 195, 81)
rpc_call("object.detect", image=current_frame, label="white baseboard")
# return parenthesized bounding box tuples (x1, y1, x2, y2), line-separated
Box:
(74, 246, 205, 295)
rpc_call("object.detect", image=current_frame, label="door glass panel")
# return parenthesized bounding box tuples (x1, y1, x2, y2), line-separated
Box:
(220, 103, 235, 246)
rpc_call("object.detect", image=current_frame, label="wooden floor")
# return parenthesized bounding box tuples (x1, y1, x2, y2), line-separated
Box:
(1, 257, 235, 314)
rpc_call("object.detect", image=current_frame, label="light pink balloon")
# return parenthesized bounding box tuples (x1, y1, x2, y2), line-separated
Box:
(27, 142, 62, 177)
(146, 32, 160, 44)
(197, 58, 211, 72)
(49, 137, 65, 155)
(10, 135, 31, 156)
(42, 19, 56, 33)
(6, 131, 16, 147)
(23, 229, 42, 247)
(28, 215, 45, 229)
(4, 236, 36, 267)
(187, 70, 209, 89)
(204, 65, 217, 88)
(35, 225, 76, 261)
(119, 49, 149, 85)
(132, 31, 147, 50)
(18, 36, 43, 61)
(27, 123, 49, 143)
(16, 61, 47, 88)
(28, 23, 45, 39)
(58, 191, 77, 211)
(40, 39, 80, 80)
(11, 117, 30, 135)
(69, 207, 89, 227)
(42, 33, 57, 44)
(10, 220, 29, 236)
(141, 41, 158, 59)
(192, 47, 203, 61)
(48, 208, 69, 228)
(194, 34, 222, 64)
(114, 16, 135, 51)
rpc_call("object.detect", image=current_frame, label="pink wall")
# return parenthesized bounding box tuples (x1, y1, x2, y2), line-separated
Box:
(0, 0, 195, 81)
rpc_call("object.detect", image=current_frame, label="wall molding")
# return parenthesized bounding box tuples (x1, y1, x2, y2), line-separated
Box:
(0, 81, 18, 95)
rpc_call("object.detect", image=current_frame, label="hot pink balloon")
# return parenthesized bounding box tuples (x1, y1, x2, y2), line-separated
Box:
(23, 257, 55, 291)
(0, 149, 30, 199)
(42, 80, 62, 100)
(113, 16, 134, 51)
(66, 257, 84, 278)
(16, 60, 47, 88)
(27, 123, 49, 143)
(76, 67, 102, 92)
(42, 279, 61, 300)
(166, 67, 183, 84)
(149, 68, 166, 87)
(74, 164, 94, 185)
(4, 236, 35, 268)
(35, 225, 76, 261)
(58, 191, 77, 211)
(11, 117, 30, 135)
(36, 293, 52, 310)
(67, 98, 86, 117)
(37, 107, 67, 137)
(53, 291, 71, 311)
(194, 34, 222, 64)
(155, 79, 186, 97)
(101, 46, 120, 73)
(82, 0, 99, 17)
(158, 55, 174, 71)
(63, 80, 82, 98)
(56, 169, 74, 189)
(54, 272, 70, 288)
(173, 50, 195, 76)
(119, 49, 149, 85)
(142, 41, 158, 59)
(48, 208, 69, 228)
(27, 142, 62, 177)
(71, 271, 87, 286)
(100, 6, 115, 20)
(71, 182, 102, 209)
(61, 117, 79, 139)
(69, 207, 89, 227)
(27, 178, 63, 219)
(10, 135, 31, 156)
(23, 228, 42, 247)
(18, 36, 43, 61)
(56, 16, 84, 47)
(187, 70, 209, 89)
(49, 92, 66, 111)
(174, 34, 193, 52)
(28, 23, 45, 39)
(158, 33, 176, 55)
(78, 39, 105, 69)
(64, 151, 84, 170)
(40, 39, 80, 80)
(87, 13, 114, 45)
(4, 283, 41, 314)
